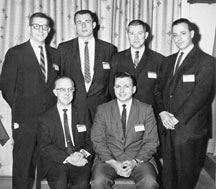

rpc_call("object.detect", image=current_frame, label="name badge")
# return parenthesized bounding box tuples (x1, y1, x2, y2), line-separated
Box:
(76, 124, 86, 132)
(102, 62, 110, 69)
(135, 124, 145, 132)
(148, 72, 157, 79)
(183, 74, 195, 82)
(13, 122, 20, 129)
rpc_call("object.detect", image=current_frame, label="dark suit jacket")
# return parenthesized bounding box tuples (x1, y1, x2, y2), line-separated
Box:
(0, 40, 60, 126)
(91, 99, 159, 167)
(109, 48, 164, 107)
(154, 46, 215, 140)
(58, 38, 117, 121)
(38, 104, 93, 178)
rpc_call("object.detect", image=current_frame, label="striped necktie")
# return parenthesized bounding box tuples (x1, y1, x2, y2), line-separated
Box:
(84, 42, 91, 83)
(134, 51, 139, 68)
(121, 104, 127, 136)
(38, 46, 46, 81)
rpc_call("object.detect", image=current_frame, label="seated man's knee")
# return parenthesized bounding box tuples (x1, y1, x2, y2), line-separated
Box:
(91, 175, 114, 189)
(137, 175, 159, 189)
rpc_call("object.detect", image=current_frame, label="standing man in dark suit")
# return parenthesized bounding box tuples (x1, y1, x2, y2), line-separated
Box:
(154, 18, 215, 189)
(38, 76, 93, 189)
(0, 12, 60, 189)
(58, 10, 117, 122)
(91, 72, 159, 189)
(109, 20, 164, 107)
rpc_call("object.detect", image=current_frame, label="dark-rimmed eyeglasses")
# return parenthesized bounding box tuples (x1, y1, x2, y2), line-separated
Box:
(30, 23, 50, 31)
(55, 88, 75, 93)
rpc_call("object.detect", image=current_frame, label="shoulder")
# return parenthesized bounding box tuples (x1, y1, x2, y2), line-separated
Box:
(6, 41, 28, 53)
(96, 39, 116, 49)
(58, 38, 77, 48)
(147, 49, 164, 59)
(39, 105, 57, 121)
(97, 100, 115, 111)
(133, 99, 152, 110)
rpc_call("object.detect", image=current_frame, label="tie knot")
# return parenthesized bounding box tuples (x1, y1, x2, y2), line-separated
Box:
(38, 46, 43, 50)
(85, 42, 88, 46)
(63, 109, 68, 113)
(135, 51, 139, 56)
(122, 104, 126, 108)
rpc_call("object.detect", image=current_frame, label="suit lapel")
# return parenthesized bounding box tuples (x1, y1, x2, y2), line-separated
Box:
(125, 49, 136, 76)
(111, 100, 124, 136)
(26, 41, 45, 80)
(53, 106, 66, 148)
(71, 105, 78, 146)
(125, 100, 137, 137)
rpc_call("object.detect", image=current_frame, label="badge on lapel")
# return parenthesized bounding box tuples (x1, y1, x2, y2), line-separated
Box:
(134, 124, 145, 132)
(76, 124, 87, 132)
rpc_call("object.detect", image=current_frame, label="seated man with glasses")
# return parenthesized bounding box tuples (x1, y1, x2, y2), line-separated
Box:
(37, 76, 93, 189)
(0, 12, 60, 189)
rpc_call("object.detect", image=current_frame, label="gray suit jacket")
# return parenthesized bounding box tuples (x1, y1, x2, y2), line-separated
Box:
(91, 99, 159, 167)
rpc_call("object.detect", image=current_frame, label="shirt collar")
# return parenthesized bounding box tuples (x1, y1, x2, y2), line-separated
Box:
(131, 46, 145, 56)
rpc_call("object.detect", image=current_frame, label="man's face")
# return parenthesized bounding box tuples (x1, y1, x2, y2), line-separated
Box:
(114, 77, 136, 103)
(75, 13, 96, 40)
(172, 23, 194, 51)
(53, 78, 75, 107)
(29, 17, 50, 44)
(127, 25, 148, 49)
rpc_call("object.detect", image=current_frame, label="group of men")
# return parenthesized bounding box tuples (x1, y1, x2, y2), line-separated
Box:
(0, 9, 215, 189)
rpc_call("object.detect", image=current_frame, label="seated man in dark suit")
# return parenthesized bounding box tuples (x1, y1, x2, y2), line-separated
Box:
(91, 72, 159, 189)
(37, 76, 93, 189)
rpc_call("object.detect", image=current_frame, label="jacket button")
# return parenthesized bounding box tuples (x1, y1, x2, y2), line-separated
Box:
(170, 95, 173, 98)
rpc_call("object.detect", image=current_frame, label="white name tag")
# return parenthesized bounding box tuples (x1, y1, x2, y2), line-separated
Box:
(52, 64, 59, 71)
(135, 124, 145, 132)
(183, 74, 195, 82)
(102, 62, 110, 69)
(14, 122, 20, 129)
(76, 124, 86, 132)
(148, 72, 157, 79)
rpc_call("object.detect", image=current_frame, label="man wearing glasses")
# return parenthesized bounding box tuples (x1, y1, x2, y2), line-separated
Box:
(38, 76, 93, 189)
(0, 12, 60, 189)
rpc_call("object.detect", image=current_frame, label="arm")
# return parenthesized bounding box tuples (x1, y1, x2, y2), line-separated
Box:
(91, 106, 114, 162)
(0, 49, 19, 107)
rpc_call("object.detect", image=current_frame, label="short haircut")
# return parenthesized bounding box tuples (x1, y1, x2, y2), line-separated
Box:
(172, 18, 193, 31)
(29, 12, 50, 26)
(54, 76, 74, 89)
(74, 9, 95, 23)
(113, 72, 137, 87)
(127, 20, 149, 33)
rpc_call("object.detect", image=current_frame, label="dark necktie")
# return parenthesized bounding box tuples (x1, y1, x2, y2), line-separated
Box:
(63, 109, 74, 154)
(134, 51, 139, 68)
(174, 52, 184, 74)
(38, 46, 46, 81)
(121, 104, 127, 136)
(84, 42, 91, 83)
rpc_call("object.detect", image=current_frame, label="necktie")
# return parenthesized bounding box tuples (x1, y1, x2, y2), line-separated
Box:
(38, 46, 46, 81)
(121, 104, 127, 136)
(174, 52, 184, 74)
(84, 42, 91, 83)
(134, 51, 139, 68)
(63, 109, 74, 154)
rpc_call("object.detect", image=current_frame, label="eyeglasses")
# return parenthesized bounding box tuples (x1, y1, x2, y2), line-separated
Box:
(30, 23, 50, 31)
(55, 88, 75, 93)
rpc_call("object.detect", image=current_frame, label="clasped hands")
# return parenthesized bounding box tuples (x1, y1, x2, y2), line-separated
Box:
(159, 111, 179, 130)
(66, 152, 88, 167)
(107, 159, 137, 178)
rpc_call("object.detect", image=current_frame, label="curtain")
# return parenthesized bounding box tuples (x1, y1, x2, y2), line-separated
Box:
(0, 0, 182, 176)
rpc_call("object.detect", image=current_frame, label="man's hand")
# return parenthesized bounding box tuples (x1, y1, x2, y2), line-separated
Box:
(66, 152, 88, 167)
(106, 159, 136, 177)
(159, 111, 178, 130)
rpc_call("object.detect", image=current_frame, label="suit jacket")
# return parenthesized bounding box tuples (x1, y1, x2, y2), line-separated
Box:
(38, 104, 93, 178)
(109, 48, 164, 107)
(0, 40, 60, 126)
(58, 38, 117, 121)
(154, 46, 215, 140)
(91, 99, 159, 166)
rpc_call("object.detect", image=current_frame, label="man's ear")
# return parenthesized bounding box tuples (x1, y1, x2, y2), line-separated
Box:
(145, 32, 149, 39)
(53, 89, 57, 97)
(133, 86, 137, 94)
(93, 22, 97, 29)
(191, 30, 195, 38)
